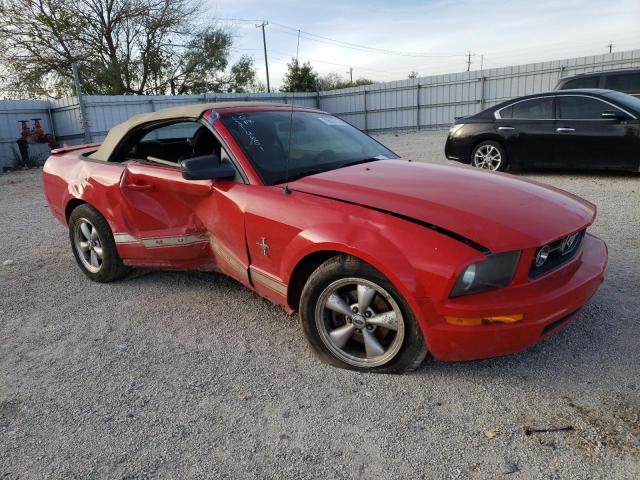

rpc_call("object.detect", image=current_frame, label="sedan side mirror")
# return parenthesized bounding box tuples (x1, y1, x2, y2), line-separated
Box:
(180, 154, 236, 181)
(601, 110, 625, 120)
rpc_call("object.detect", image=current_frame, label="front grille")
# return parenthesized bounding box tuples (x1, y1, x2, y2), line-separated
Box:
(529, 230, 585, 279)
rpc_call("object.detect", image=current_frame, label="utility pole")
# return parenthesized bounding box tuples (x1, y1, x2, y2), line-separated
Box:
(72, 63, 91, 144)
(296, 29, 301, 61)
(466, 52, 472, 72)
(607, 42, 614, 54)
(256, 21, 271, 93)
(346, 67, 353, 85)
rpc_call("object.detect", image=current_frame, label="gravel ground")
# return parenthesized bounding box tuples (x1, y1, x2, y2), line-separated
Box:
(1, 130, 639, 479)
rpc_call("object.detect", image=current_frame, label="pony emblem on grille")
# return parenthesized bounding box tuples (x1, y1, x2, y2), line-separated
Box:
(560, 232, 580, 255)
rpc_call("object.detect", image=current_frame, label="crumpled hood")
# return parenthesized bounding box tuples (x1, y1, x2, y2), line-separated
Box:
(289, 160, 596, 252)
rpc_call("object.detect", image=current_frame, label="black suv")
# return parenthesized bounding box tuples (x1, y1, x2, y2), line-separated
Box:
(555, 69, 640, 97)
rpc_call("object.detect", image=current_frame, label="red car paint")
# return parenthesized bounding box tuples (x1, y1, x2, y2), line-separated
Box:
(42, 105, 607, 362)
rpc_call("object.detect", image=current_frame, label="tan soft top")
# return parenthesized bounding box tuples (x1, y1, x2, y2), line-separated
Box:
(90, 101, 314, 161)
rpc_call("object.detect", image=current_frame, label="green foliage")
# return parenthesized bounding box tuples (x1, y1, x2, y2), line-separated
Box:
(281, 58, 319, 92)
(229, 56, 258, 93)
(0, 0, 257, 97)
(319, 72, 374, 91)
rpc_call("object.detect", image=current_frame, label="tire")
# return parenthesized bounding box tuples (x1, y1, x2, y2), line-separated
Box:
(299, 255, 428, 373)
(68, 204, 128, 282)
(471, 140, 508, 171)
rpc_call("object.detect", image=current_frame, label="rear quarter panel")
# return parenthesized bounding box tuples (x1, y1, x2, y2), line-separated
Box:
(42, 147, 126, 227)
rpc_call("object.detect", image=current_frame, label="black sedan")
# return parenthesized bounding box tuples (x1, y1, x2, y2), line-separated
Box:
(444, 89, 640, 172)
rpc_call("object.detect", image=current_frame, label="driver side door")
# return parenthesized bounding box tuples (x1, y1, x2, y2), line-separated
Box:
(116, 120, 251, 286)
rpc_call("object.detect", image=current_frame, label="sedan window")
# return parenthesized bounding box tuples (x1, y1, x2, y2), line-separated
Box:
(498, 105, 513, 119)
(510, 98, 553, 119)
(603, 91, 640, 113)
(557, 96, 625, 119)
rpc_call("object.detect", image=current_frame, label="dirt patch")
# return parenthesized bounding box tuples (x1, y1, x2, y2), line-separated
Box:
(564, 394, 640, 459)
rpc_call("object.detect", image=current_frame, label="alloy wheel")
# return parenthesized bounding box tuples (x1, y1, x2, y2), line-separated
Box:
(315, 277, 405, 368)
(473, 144, 502, 170)
(73, 218, 104, 273)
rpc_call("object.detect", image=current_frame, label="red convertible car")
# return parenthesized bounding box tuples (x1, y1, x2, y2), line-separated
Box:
(42, 102, 607, 372)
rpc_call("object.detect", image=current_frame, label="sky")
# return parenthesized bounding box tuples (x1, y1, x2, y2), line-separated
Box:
(205, 0, 640, 90)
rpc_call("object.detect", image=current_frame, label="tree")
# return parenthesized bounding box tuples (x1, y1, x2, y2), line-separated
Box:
(281, 58, 318, 92)
(408, 71, 419, 79)
(0, 0, 257, 97)
(319, 72, 374, 90)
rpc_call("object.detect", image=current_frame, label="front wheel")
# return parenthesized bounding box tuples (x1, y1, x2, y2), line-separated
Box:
(471, 140, 507, 171)
(299, 255, 427, 373)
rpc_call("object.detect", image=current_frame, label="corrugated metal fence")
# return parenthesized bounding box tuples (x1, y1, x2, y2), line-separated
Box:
(2, 49, 639, 169)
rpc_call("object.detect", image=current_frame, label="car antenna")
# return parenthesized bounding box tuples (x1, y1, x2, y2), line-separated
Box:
(282, 102, 294, 195)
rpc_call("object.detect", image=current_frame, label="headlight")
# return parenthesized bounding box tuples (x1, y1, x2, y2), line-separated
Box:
(450, 251, 521, 297)
(449, 123, 465, 135)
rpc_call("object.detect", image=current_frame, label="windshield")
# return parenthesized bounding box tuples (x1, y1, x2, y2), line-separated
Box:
(219, 110, 398, 185)
(603, 91, 640, 114)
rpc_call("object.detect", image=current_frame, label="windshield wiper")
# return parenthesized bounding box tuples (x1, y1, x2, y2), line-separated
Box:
(338, 157, 384, 169)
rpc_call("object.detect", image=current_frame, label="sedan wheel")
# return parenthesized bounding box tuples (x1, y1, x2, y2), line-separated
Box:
(316, 278, 405, 368)
(472, 142, 505, 171)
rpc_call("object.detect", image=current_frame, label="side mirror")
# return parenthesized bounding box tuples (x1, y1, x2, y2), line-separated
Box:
(180, 154, 236, 181)
(601, 110, 624, 120)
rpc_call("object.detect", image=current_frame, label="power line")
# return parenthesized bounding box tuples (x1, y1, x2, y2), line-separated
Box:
(214, 17, 264, 24)
(262, 48, 392, 75)
(213, 16, 640, 85)
(476, 32, 640, 61)
(269, 23, 469, 58)
(219, 16, 639, 63)
(213, 17, 469, 58)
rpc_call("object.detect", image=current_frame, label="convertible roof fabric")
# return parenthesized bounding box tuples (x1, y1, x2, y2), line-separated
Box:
(89, 101, 313, 161)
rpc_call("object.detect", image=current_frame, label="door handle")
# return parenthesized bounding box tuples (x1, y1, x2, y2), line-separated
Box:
(125, 182, 154, 191)
(556, 127, 576, 133)
(497, 126, 515, 131)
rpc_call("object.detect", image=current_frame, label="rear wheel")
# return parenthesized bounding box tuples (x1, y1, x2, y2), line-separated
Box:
(471, 140, 507, 171)
(300, 255, 427, 373)
(68, 204, 128, 282)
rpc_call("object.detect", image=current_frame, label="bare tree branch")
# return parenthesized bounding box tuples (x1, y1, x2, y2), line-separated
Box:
(0, 0, 256, 97)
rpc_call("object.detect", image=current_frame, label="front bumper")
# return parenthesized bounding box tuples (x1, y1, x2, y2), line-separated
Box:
(423, 233, 607, 361)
